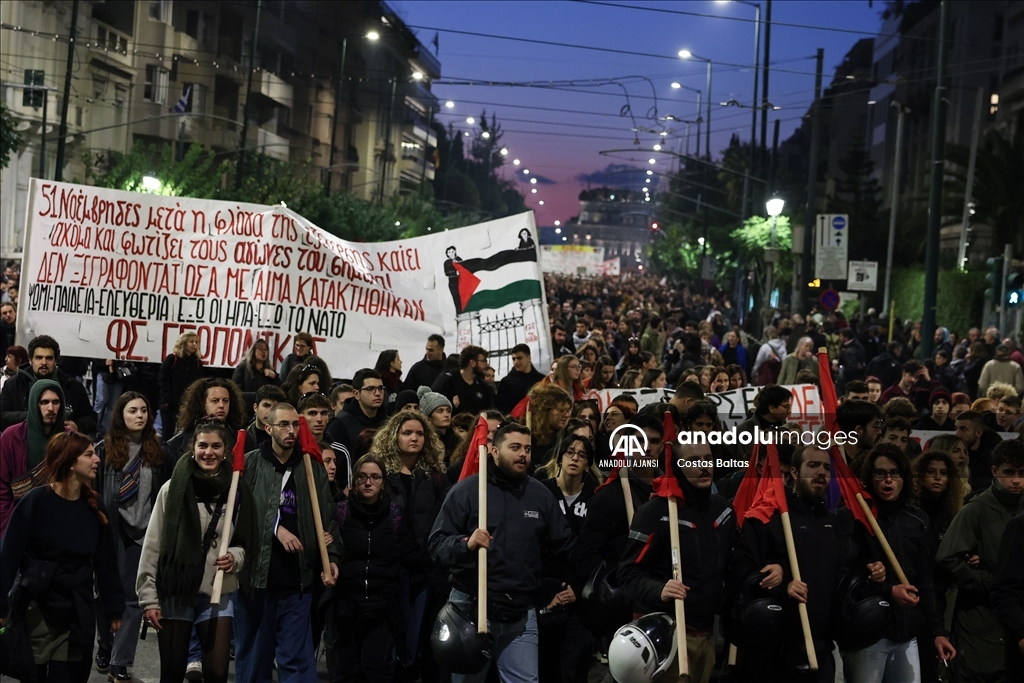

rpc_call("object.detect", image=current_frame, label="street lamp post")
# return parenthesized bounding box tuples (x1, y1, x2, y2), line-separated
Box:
(679, 50, 713, 267)
(724, 0, 762, 220)
(764, 196, 784, 331)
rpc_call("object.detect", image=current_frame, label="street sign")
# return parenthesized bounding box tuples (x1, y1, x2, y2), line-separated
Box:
(819, 288, 841, 311)
(701, 255, 716, 280)
(814, 213, 849, 280)
(847, 260, 878, 292)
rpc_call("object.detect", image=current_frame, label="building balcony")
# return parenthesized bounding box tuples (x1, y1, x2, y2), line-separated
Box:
(257, 127, 290, 162)
(401, 107, 436, 147)
(253, 70, 292, 108)
(89, 23, 134, 71)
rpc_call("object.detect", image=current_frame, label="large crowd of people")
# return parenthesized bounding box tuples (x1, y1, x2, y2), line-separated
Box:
(0, 271, 1022, 683)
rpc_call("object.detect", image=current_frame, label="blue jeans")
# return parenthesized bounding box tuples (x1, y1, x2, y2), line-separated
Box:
(400, 570, 429, 667)
(234, 589, 316, 683)
(449, 589, 538, 683)
(844, 637, 921, 683)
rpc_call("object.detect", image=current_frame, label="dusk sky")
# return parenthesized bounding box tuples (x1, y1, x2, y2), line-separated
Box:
(389, 0, 885, 225)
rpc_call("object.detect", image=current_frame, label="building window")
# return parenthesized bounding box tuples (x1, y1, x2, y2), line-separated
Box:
(22, 70, 44, 107)
(145, 65, 169, 104)
(185, 11, 210, 45)
(180, 82, 207, 114)
(75, 106, 83, 126)
(149, 0, 171, 23)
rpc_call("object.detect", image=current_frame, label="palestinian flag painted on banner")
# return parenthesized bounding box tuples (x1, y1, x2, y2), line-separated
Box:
(445, 245, 541, 314)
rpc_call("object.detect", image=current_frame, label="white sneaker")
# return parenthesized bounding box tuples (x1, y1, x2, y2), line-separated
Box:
(185, 661, 203, 681)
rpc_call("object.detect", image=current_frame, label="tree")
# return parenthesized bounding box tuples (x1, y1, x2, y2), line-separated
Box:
(828, 131, 883, 261)
(84, 141, 230, 198)
(0, 101, 24, 170)
(731, 215, 792, 325)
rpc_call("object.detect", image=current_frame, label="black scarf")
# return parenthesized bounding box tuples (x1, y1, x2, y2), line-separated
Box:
(156, 456, 257, 602)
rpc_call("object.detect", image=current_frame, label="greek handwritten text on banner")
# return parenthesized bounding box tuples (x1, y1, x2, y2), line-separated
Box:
(18, 180, 551, 376)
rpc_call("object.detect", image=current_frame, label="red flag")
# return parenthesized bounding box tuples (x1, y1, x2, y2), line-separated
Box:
(818, 349, 876, 534)
(298, 416, 324, 464)
(459, 416, 491, 482)
(652, 411, 684, 499)
(232, 429, 247, 473)
(595, 465, 621, 493)
(731, 441, 762, 530)
(818, 349, 840, 434)
(510, 396, 530, 421)
(743, 443, 789, 525)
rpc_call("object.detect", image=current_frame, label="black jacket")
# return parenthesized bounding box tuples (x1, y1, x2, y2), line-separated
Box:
(540, 477, 595, 609)
(728, 492, 839, 660)
(325, 398, 387, 489)
(495, 367, 546, 414)
(431, 371, 495, 417)
(571, 473, 652, 586)
(618, 481, 736, 630)
(666, 351, 703, 388)
(428, 465, 575, 604)
(334, 491, 430, 619)
(157, 354, 202, 411)
(839, 339, 867, 383)
(231, 362, 280, 393)
(992, 512, 1024, 651)
(865, 352, 902, 392)
(967, 428, 1004, 493)
(94, 439, 177, 545)
(838, 499, 943, 644)
(403, 357, 445, 392)
(0, 364, 97, 434)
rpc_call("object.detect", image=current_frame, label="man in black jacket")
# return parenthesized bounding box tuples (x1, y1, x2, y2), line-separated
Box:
(838, 328, 867, 385)
(496, 344, 545, 413)
(865, 341, 905, 392)
(429, 422, 575, 683)
(954, 411, 1004, 492)
(727, 445, 838, 682)
(0, 334, 96, 434)
(325, 369, 386, 490)
(840, 444, 955, 682)
(618, 442, 736, 683)
(403, 334, 447, 392)
(431, 346, 494, 417)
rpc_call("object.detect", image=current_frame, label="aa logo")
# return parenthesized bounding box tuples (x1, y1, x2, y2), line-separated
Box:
(609, 424, 649, 460)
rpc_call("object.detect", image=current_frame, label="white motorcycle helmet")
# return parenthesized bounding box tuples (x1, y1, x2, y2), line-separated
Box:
(608, 612, 678, 683)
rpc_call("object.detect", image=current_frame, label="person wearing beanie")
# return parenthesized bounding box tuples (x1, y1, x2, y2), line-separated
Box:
(393, 390, 420, 414)
(417, 386, 459, 459)
(915, 388, 955, 432)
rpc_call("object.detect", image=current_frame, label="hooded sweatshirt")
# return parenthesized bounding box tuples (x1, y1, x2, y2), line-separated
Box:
(0, 379, 69, 536)
(752, 338, 788, 379)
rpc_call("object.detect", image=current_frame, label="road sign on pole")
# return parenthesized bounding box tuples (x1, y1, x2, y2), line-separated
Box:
(847, 260, 878, 292)
(814, 214, 849, 280)
(819, 288, 841, 311)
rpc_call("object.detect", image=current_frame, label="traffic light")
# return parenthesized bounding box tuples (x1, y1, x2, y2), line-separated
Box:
(984, 256, 1004, 302)
(1008, 270, 1024, 307)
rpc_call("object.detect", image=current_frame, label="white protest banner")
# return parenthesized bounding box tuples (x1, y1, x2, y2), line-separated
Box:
(18, 180, 551, 377)
(540, 245, 607, 276)
(582, 384, 823, 431)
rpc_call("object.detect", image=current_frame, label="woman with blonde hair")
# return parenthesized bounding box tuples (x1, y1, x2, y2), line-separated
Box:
(0, 432, 124, 683)
(372, 411, 448, 680)
(231, 339, 279, 393)
(778, 337, 818, 385)
(158, 332, 203, 440)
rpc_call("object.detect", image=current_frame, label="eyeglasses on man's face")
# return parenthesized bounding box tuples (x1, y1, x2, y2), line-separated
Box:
(273, 421, 302, 431)
(360, 385, 385, 394)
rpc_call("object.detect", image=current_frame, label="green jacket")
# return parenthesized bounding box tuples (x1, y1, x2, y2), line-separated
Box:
(640, 327, 664, 358)
(936, 484, 1024, 678)
(242, 444, 341, 591)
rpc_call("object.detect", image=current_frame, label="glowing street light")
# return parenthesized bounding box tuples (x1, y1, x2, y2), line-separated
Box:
(445, 101, 455, 108)
(671, 82, 681, 89)
(530, 178, 537, 184)
(538, 201, 545, 205)
(481, 131, 490, 139)
(366, 31, 380, 40)
(766, 197, 785, 217)
(466, 117, 475, 124)
(677, 49, 692, 59)
(412, 71, 424, 81)
(647, 170, 653, 175)
(523, 169, 530, 175)
(648, 158, 656, 164)
(531, 188, 537, 194)
(653, 143, 662, 151)
(513, 159, 520, 165)
(554, 220, 561, 226)
(141, 176, 161, 192)
(500, 148, 508, 156)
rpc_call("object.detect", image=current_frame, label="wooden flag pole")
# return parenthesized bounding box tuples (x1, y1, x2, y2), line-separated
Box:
(303, 454, 332, 580)
(477, 444, 489, 634)
(620, 468, 634, 525)
(780, 510, 819, 670)
(666, 496, 689, 677)
(209, 469, 241, 605)
(855, 493, 910, 585)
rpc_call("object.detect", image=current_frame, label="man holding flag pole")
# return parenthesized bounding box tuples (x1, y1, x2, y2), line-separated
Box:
(617, 414, 735, 683)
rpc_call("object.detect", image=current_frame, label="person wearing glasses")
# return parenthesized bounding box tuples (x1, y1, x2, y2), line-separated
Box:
(279, 333, 314, 381)
(841, 444, 956, 681)
(325, 369, 388, 492)
(545, 355, 584, 401)
(325, 454, 431, 683)
(537, 435, 596, 683)
(373, 412, 449, 682)
(937, 440, 1024, 683)
(235, 403, 340, 683)
(430, 346, 495, 417)
(164, 378, 254, 461)
(136, 419, 258, 683)
(524, 384, 574, 470)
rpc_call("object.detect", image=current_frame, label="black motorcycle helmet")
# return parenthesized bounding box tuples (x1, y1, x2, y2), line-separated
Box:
(728, 571, 785, 650)
(431, 601, 494, 675)
(577, 560, 633, 638)
(834, 573, 891, 651)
